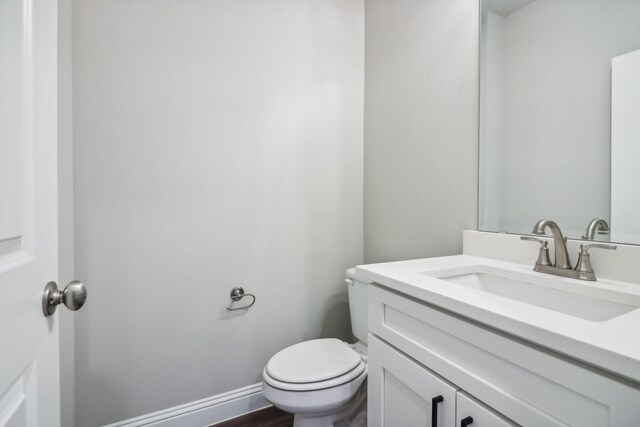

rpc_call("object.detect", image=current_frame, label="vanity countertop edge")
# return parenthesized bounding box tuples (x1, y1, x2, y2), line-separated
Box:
(356, 254, 640, 386)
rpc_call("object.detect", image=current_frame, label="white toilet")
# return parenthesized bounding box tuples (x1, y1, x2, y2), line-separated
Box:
(262, 269, 369, 427)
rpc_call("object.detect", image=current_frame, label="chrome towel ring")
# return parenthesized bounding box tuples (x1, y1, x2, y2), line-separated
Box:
(226, 286, 256, 311)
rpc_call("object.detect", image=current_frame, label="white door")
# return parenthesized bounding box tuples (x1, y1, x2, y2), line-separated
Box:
(611, 48, 640, 244)
(1, 0, 61, 425)
(367, 335, 458, 427)
(456, 392, 518, 427)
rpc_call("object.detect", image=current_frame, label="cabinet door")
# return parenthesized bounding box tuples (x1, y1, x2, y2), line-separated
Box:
(456, 391, 518, 427)
(368, 334, 458, 427)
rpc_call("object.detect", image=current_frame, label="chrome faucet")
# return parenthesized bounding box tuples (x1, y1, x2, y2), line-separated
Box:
(531, 219, 572, 269)
(521, 219, 616, 281)
(582, 218, 610, 240)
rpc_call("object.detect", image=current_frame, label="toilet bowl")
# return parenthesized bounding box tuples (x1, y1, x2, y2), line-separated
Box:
(261, 269, 370, 427)
(262, 339, 367, 427)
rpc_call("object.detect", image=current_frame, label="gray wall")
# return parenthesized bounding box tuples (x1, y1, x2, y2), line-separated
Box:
(72, 1, 363, 425)
(364, 0, 479, 263)
(478, 11, 505, 231)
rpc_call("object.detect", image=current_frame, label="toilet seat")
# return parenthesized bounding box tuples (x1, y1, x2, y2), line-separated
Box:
(263, 338, 365, 392)
(263, 359, 366, 391)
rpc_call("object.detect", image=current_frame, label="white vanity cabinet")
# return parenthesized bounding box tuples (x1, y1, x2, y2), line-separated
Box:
(368, 334, 458, 427)
(456, 392, 517, 427)
(368, 334, 517, 427)
(367, 284, 640, 427)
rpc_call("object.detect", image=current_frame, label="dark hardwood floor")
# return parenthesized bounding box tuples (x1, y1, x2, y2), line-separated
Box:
(211, 406, 294, 427)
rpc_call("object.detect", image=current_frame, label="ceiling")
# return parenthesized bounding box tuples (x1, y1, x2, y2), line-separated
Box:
(483, 0, 536, 17)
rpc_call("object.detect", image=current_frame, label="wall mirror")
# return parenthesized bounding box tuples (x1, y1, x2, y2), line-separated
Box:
(479, 0, 640, 244)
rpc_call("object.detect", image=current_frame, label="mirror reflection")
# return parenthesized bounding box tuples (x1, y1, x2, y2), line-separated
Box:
(479, 0, 640, 244)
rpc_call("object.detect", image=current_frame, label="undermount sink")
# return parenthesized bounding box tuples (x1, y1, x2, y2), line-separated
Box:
(424, 265, 640, 322)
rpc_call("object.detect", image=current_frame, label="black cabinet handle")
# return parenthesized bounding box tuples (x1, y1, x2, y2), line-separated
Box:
(431, 395, 444, 427)
(461, 416, 474, 427)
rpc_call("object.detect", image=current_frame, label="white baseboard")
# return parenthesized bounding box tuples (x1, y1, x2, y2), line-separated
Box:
(103, 383, 271, 427)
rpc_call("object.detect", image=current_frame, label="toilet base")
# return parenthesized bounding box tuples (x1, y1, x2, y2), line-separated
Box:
(293, 413, 335, 427)
(291, 380, 367, 427)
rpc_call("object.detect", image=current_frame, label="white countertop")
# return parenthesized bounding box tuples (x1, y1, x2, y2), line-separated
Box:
(356, 255, 640, 384)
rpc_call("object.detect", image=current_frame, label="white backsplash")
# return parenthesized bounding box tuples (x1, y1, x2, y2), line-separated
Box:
(464, 230, 640, 284)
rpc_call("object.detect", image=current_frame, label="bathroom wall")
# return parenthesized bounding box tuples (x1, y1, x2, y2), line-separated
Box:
(364, 0, 479, 263)
(478, 11, 505, 232)
(72, 1, 363, 425)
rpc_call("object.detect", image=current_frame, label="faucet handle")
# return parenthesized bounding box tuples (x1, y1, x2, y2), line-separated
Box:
(574, 243, 617, 280)
(520, 236, 547, 246)
(580, 243, 617, 253)
(521, 236, 552, 267)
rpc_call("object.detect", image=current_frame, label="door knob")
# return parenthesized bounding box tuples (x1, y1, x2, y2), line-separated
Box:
(42, 280, 87, 317)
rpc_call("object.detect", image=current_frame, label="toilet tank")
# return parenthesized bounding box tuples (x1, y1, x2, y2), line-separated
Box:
(346, 268, 369, 344)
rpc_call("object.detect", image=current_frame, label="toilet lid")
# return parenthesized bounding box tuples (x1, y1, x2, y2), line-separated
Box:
(266, 338, 362, 384)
